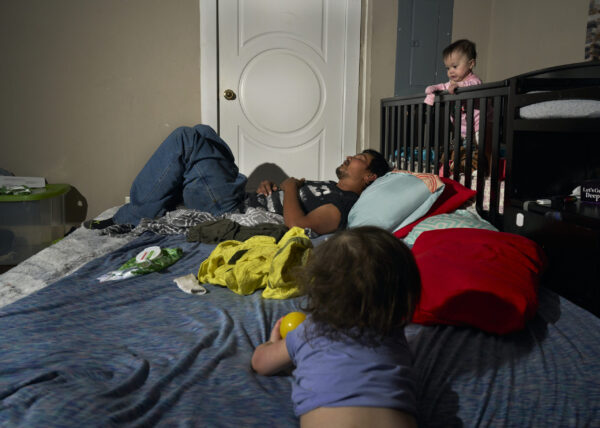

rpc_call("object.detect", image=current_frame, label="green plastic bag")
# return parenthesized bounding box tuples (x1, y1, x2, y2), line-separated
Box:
(98, 246, 183, 282)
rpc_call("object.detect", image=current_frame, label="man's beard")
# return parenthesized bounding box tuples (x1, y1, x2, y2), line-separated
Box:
(335, 166, 345, 179)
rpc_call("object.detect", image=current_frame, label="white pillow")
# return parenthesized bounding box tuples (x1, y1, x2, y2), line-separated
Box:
(348, 172, 444, 232)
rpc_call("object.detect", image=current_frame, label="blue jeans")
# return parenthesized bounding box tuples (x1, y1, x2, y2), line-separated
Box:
(113, 125, 247, 226)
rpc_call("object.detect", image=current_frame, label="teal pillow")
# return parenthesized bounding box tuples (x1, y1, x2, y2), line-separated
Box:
(348, 172, 444, 232)
(403, 209, 498, 245)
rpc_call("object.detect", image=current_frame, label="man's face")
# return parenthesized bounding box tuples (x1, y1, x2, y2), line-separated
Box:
(336, 152, 374, 180)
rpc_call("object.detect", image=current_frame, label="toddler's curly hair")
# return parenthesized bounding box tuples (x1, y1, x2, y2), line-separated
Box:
(296, 226, 421, 345)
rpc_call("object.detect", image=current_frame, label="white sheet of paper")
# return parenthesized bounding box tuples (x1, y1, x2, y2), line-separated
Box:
(0, 176, 46, 188)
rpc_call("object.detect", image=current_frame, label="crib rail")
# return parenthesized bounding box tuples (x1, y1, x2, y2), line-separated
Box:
(380, 81, 509, 229)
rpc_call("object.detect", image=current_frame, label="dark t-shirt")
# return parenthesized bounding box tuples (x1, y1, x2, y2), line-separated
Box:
(246, 180, 359, 230)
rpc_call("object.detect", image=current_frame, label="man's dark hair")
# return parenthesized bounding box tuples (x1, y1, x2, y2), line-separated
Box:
(443, 39, 477, 61)
(362, 149, 390, 179)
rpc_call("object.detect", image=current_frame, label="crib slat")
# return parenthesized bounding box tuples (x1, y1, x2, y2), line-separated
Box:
(476, 97, 488, 214)
(402, 105, 409, 170)
(417, 103, 424, 172)
(488, 95, 503, 226)
(409, 105, 416, 171)
(442, 103, 451, 177)
(424, 105, 433, 173)
(452, 101, 461, 182)
(464, 98, 474, 189)
(391, 105, 398, 168)
(392, 106, 402, 167)
(433, 102, 441, 174)
(391, 106, 395, 164)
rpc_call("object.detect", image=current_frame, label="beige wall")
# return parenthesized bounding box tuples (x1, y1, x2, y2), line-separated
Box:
(451, 0, 492, 82)
(452, 0, 589, 82)
(364, 0, 398, 152)
(0, 0, 591, 220)
(0, 0, 201, 219)
(485, 0, 589, 81)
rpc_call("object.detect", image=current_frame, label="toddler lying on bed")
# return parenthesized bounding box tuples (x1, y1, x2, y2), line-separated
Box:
(251, 226, 421, 428)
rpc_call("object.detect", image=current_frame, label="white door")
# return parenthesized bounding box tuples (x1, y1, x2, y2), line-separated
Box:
(217, 0, 361, 182)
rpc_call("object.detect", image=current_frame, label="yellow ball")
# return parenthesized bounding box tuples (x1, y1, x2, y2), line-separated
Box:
(280, 311, 306, 339)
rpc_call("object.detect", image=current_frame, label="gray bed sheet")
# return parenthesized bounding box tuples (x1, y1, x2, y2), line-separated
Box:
(0, 227, 599, 427)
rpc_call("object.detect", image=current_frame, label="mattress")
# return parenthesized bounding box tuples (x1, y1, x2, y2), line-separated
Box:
(520, 99, 600, 119)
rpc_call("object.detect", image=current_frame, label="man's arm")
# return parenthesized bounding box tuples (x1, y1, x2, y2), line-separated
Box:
(280, 177, 341, 235)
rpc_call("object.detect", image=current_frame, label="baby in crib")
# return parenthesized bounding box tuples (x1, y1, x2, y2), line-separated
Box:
(424, 38, 481, 105)
(425, 39, 487, 174)
(251, 226, 421, 428)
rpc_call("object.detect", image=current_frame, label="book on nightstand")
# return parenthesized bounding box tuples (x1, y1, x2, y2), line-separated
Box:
(581, 179, 600, 205)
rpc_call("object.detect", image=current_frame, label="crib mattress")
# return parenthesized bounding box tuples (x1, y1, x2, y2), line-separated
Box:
(520, 99, 600, 119)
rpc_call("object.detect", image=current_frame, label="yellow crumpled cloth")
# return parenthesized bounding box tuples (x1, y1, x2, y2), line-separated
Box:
(197, 226, 312, 299)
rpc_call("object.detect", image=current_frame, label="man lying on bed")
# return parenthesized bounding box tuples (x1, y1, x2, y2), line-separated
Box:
(84, 125, 390, 236)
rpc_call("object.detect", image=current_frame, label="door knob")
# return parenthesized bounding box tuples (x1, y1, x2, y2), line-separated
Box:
(223, 89, 237, 100)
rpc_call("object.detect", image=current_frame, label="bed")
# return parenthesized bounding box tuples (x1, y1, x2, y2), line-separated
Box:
(1, 62, 600, 427)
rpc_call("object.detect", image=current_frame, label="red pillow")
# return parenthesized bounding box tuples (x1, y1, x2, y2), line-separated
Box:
(411, 228, 547, 334)
(394, 177, 476, 238)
